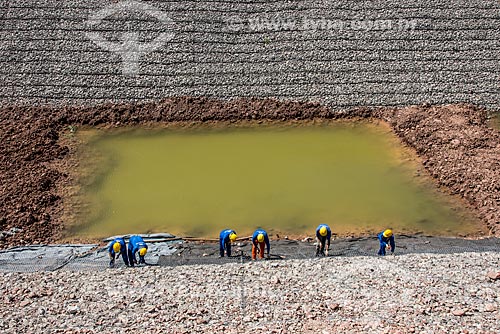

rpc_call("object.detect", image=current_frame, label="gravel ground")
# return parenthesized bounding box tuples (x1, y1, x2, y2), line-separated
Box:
(1, 252, 500, 333)
(1, 0, 499, 109)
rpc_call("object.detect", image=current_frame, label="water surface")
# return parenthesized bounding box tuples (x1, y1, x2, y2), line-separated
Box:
(73, 122, 482, 239)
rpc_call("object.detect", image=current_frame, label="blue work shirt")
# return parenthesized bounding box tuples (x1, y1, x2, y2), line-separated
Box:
(219, 229, 236, 255)
(252, 229, 270, 253)
(377, 232, 395, 251)
(315, 224, 332, 242)
(128, 235, 148, 264)
(107, 237, 129, 266)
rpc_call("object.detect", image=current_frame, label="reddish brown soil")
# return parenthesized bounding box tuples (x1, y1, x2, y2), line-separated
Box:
(0, 98, 498, 248)
(382, 104, 500, 235)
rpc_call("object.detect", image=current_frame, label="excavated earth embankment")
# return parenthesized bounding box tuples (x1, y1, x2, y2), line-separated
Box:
(0, 99, 499, 248)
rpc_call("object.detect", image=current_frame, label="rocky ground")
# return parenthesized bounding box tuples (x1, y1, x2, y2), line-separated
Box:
(0, 101, 499, 248)
(1, 252, 500, 333)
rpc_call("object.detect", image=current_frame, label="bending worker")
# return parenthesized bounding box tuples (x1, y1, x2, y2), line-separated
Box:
(128, 235, 148, 266)
(219, 229, 237, 257)
(316, 224, 332, 257)
(108, 237, 130, 268)
(377, 229, 395, 256)
(252, 229, 270, 260)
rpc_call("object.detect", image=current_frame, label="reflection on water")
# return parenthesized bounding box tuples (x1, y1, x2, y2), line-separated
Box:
(72, 122, 484, 239)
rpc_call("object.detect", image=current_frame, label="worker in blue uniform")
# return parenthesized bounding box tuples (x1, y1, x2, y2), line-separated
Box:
(219, 229, 238, 257)
(315, 224, 332, 257)
(107, 237, 130, 268)
(251, 229, 270, 260)
(377, 229, 395, 256)
(128, 235, 148, 266)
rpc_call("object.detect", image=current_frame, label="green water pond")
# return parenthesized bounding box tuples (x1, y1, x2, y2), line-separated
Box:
(72, 122, 483, 239)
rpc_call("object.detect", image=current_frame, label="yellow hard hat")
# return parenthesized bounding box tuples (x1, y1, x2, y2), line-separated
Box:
(319, 226, 328, 237)
(383, 229, 393, 238)
(229, 233, 237, 242)
(257, 233, 265, 243)
(113, 242, 121, 253)
(139, 247, 147, 257)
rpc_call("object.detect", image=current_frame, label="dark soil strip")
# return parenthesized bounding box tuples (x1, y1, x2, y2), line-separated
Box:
(159, 236, 500, 267)
(0, 98, 498, 248)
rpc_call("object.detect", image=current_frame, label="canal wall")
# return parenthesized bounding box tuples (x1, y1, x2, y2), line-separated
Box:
(0, 0, 499, 109)
(0, 0, 499, 247)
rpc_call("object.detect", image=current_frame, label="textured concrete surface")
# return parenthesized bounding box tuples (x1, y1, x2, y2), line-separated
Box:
(0, 0, 499, 109)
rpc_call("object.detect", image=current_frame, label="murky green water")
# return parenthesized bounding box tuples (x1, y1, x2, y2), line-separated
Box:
(73, 122, 483, 239)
